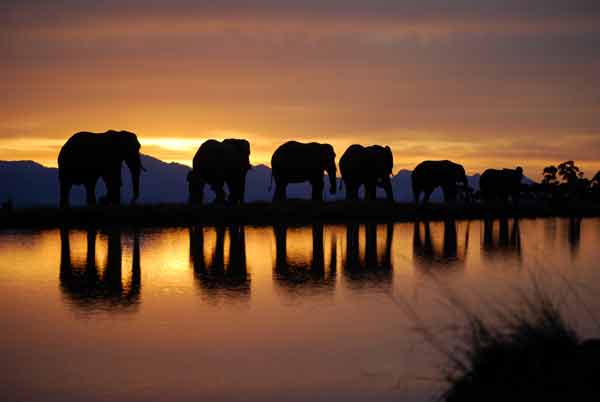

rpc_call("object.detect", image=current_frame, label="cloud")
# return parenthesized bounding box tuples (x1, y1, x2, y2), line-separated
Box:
(1, 1, 599, 175)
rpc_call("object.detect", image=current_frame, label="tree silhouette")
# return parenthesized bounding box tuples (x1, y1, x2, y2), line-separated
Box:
(557, 161, 583, 184)
(542, 165, 558, 185)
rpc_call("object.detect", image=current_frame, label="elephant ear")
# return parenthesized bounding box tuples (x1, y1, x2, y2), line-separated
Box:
(238, 139, 250, 157)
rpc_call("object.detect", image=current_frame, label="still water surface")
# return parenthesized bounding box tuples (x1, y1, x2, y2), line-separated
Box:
(1, 218, 600, 402)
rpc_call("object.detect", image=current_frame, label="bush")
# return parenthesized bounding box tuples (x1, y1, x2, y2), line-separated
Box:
(441, 293, 600, 402)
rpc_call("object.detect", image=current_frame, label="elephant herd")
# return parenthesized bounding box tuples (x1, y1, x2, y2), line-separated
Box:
(57, 130, 524, 207)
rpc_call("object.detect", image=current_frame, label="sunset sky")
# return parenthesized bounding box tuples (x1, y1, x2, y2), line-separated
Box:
(2, 0, 600, 178)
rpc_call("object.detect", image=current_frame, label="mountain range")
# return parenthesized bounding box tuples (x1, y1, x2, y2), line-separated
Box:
(0, 154, 483, 207)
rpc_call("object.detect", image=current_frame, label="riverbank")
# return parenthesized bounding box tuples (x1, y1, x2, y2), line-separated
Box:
(1, 201, 599, 228)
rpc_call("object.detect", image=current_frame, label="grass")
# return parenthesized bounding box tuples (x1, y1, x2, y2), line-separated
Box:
(437, 288, 600, 402)
(1, 200, 600, 228)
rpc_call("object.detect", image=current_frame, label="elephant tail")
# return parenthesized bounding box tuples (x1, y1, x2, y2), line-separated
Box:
(268, 173, 273, 192)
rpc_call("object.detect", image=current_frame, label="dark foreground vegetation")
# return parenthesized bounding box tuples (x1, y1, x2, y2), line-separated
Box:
(439, 292, 600, 402)
(1, 200, 600, 229)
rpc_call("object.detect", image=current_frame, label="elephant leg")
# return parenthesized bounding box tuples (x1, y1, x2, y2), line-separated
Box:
(311, 177, 324, 201)
(213, 184, 226, 204)
(190, 181, 204, 205)
(273, 180, 287, 201)
(423, 189, 433, 204)
(227, 177, 243, 205)
(413, 189, 421, 204)
(442, 185, 457, 203)
(346, 182, 359, 200)
(60, 180, 71, 208)
(365, 182, 377, 200)
(103, 176, 121, 205)
(108, 183, 121, 205)
(85, 180, 97, 206)
(382, 179, 394, 201)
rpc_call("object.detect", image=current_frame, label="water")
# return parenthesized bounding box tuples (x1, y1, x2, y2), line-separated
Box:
(1, 218, 600, 402)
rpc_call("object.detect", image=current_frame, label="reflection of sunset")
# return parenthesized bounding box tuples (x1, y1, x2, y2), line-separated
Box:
(2, 220, 600, 401)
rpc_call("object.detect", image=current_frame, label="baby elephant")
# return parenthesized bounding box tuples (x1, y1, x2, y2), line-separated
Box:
(339, 144, 394, 201)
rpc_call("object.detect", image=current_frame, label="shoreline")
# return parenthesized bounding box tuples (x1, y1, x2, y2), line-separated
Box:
(1, 201, 599, 229)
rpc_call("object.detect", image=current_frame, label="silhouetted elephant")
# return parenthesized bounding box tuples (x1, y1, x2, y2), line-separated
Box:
(58, 130, 144, 207)
(343, 222, 393, 287)
(188, 139, 251, 205)
(479, 167, 523, 204)
(339, 144, 394, 201)
(411, 160, 469, 204)
(189, 224, 249, 302)
(271, 141, 337, 201)
(59, 226, 141, 313)
(272, 223, 336, 296)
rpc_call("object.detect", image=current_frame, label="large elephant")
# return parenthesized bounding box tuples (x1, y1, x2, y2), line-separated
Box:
(411, 160, 469, 204)
(479, 167, 523, 204)
(58, 130, 143, 207)
(187, 138, 251, 205)
(339, 144, 394, 201)
(271, 141, 337, 201)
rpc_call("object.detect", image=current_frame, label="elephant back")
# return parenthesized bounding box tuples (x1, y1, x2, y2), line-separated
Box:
(222, 139, 251, 173)
(193, 140, 225, 175)
(339, 145, 366, 177)
(272, 141, 335, 179)
(413, 160, 465, 185)
(365, 145, 393, 176)
(59, 132, 103, 165)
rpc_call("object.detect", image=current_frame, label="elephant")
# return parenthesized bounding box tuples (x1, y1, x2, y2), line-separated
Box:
(411, 160, 469, 204)
(339, 144, 394, 201)
(58, 130, 144, 207)
(271, 141, 337, 201)
(187, 139, 251, 205)
(479, 167, 523, 204)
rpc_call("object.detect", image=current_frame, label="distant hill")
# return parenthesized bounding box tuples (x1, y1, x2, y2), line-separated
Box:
(1, 155, 498, 207)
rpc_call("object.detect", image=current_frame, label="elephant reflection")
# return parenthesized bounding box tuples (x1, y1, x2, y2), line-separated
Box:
(482, 218, 522, 260)
(59, 226, 141, 313)
(413, 220, 469, 271)
(272, 223, 336, 296)
(343, 222, 393, 287)
(567, 217, 582, 258)
(189, 224, 249, 302)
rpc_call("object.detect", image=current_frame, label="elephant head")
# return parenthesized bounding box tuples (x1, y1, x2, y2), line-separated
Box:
(453, 163, 469, 194)
(383, 146, 393, 176)
(223, 138, 251, 172)
(321, 143, 337, 195)
(110, 130, 143, 201)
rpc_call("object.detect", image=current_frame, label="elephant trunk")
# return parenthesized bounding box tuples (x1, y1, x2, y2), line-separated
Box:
(327, 163, 337, 195)
(126, 154, 142, 201)
(382, 176, 394, 201)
